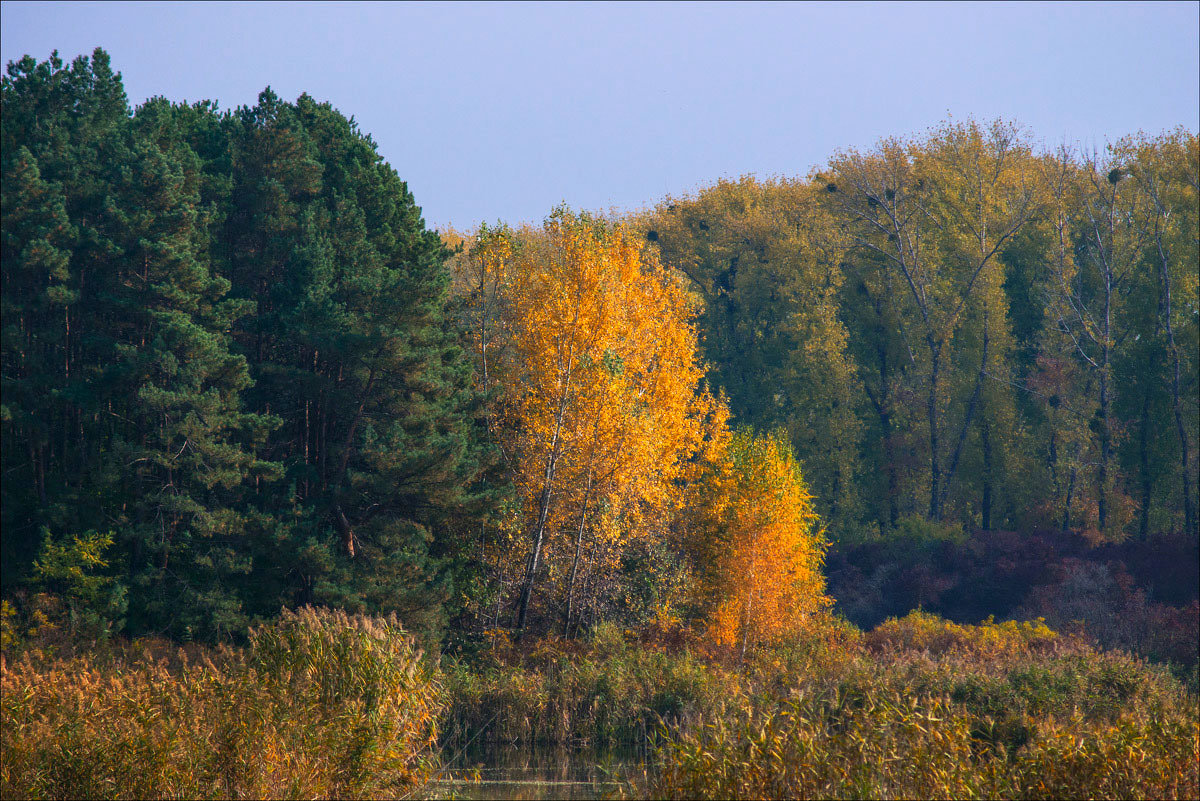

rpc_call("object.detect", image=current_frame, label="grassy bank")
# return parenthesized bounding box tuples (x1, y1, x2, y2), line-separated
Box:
(0, 608, 442, 800)
(3, 610, 1196, 800)
(646, 612, 1200, 800)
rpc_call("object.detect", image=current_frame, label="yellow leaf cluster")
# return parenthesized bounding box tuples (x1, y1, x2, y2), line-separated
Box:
(692, 429, 830, 655)
(455, 208, 726, 627)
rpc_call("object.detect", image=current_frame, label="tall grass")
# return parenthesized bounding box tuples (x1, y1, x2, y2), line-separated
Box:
(1, 607, 442, 800)
(645, 612, 1200, 800)
(441, 622, 740, 745)
(6, 607, 1196, 800)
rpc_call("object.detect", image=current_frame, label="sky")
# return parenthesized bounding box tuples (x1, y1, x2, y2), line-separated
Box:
(3, 1, 1198, 231)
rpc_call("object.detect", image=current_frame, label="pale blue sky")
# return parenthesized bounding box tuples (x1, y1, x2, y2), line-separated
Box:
(3, 1, 1198, 231)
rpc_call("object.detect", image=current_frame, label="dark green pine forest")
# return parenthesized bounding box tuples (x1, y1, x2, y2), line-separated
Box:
(2, 50, 496, 640)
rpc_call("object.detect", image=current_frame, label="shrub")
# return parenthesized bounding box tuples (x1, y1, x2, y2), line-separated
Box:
(865, 611, 1061, 657)
(1019, 560, 1200, 674)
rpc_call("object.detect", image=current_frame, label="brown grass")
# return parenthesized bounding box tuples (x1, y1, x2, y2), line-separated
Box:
(1, 607, 442, 800)
(643, 612, 1200, 800)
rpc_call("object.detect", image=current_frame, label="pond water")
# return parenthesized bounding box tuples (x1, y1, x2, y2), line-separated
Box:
(426, 741, 648, 800)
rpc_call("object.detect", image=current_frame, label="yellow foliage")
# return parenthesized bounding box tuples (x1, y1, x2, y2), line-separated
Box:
(690, 429, 831, 655)
(454, 208, 726, 629)
(865, 610, 1061, 658)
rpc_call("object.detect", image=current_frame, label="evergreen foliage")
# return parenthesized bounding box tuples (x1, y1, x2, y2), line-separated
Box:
(2, 50, 495, 640)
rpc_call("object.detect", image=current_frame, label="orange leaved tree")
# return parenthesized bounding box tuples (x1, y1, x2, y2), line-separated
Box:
(456, 207, 723, 635)
(689, 428, 830, 659)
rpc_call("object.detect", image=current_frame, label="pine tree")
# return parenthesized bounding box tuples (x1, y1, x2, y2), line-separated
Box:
(107, 98, 276, 637)
(1, 49, 132, 583)
(218, 92, 497, 633)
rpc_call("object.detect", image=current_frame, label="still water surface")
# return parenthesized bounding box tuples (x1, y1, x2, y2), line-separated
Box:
(427, 741, 647, 800)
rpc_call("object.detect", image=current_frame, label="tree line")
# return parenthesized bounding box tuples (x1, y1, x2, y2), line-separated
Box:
(2, 49, 825, 647)
(2, 49, 1196, 647)
(639, 124, 1197, 544)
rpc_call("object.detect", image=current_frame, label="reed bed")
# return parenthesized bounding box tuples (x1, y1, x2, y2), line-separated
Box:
(440, 622, 741, 745)
(5, 609, 1196, 800)
(644, 612, 1200, 800)
(0, 607, 442, 800)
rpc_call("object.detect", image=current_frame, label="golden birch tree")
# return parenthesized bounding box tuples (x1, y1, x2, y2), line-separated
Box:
(688, 429, 829, 658)
(454, 208, 723, 634)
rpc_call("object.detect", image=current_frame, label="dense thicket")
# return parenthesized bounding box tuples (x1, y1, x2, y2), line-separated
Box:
(1, 50, 494, 639)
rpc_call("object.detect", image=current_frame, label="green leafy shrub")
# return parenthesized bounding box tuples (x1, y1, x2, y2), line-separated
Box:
(4, 530, 130, 654)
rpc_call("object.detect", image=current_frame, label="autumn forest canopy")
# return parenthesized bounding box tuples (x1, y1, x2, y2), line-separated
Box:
(1, 49, 1197, 656)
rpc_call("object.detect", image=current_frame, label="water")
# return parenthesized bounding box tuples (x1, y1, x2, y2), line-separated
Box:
(427, 741, 647, 800)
